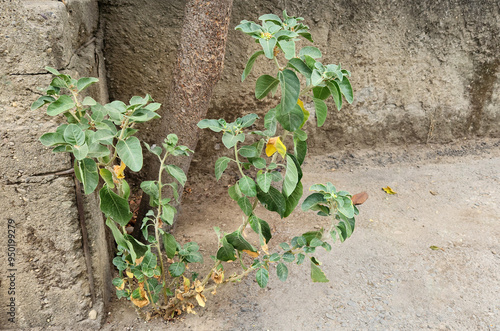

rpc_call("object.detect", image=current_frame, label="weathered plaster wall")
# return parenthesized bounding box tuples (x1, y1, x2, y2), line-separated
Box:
(100, 0, 500, 177)
(0, 0, 110, 328)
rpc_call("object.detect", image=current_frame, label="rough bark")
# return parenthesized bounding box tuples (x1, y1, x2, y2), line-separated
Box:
(133, 0, 234, 236)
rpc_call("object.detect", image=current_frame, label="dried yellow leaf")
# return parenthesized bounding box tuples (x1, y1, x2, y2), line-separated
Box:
(211, 270, 224, 284)
(297, 99, 310, 127)
(265, 137, 286, 158)
(382, 186, 397, 195)
(126, 270, 134, 279)
(176, 292, 184, 301)
(135, 256, 144, 265)
(194, 280, 204, 293)
(242, 249, 259, 258)
(186, 303, 197, 315)
(261, 242, 269, 255)
(195, 293, 206, 307)
(183, 276, 190, 293)
(130, 286, 149, 308)
(430, 245, 444, 251)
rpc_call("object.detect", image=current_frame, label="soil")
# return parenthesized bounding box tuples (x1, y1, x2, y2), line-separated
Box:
(99, 138, 500, 330)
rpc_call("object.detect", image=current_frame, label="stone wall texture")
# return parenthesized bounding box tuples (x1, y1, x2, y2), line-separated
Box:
(100, 0, 500, 176)
(0, 0, 110, 328)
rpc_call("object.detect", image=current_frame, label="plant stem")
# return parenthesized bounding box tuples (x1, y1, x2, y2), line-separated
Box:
(156, 150, 170, 304)
(274, 56, 281, 70)
(143, 276, 158, 311)
(299, 84, 315, 97)
(234, 142, 245, 178)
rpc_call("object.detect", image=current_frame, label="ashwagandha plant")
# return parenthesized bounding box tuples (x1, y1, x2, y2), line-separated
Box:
(33, 11, 358, 319)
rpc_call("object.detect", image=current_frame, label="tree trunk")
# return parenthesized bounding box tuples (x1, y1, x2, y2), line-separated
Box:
(134, 0, 234, 237)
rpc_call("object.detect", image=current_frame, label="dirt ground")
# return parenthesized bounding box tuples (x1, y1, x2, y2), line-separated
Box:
(101, 138, 500, 331)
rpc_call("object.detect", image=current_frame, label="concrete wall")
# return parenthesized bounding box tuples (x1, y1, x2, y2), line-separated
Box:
(100, 0, 500, 175)
(0, 0, 110, 328)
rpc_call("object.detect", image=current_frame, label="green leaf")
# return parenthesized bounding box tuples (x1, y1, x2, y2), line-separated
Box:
(249, 215, 272, 245)
(249, 157, 267, 169)
(140, 181, 159, 200)
(161, 204, 176, 225)
(168, 262, 185, 278)
(165, 164, 186, 186)
(338, 76, 354, 104)
(256, 172, 272, 193)
(299, 46, 322, 59)
(162, 233, 178, 259)
(242, 50, 265, 82)
(217, 237, 236, 262)
(327, 81, 342, 111)
(310, 260, 329, 282)
(76, 77, 99, 92)
(284, 181, 303, 218)
(226, 231, 257, 252)
(258, 13, 282, 24)
(294, 138, 307, 165)
(141, 251, 157, 276)
(63, 124, 85, 146)
(239, 176, 257, 197)
(39, 132, 66, 146)
(277, 262, 288, 282)
(259, 37, 277, 59)
(313, 86, 331, 100)
(296, 253, 305, 265)
(278, 69, 300, 114)
(313, 98, 328, 127)
(279, 242, 290, 251)
(257, 186, 286, 218)
(311, 69, 323, 86)
(128, 108, 160, 122)
(255, 75, 280, 99)
(298, 32, 313, 42)
(112, 257, 127, 271)
(277, 103, 304, 132)
(237, 196, 253, 216)
(256, 268, 269, 288)
(31, 96, 55, 110)
(77, 158, 98, 194)
(283, 154, 299, 197)
(222, 132, 245, 149)
(99, 185, 132, 226)
(99, 168, 115, 188)
(278, 40, 295, 60)
(282, 252, 295, 263)
(197, 119, 224, 132)
(106, 218, 129, 254)
(116, 137, 143, 172)
(287, 58, 312, 79)
(235, 20, 262, 35)
(240, 113, 259, 128)
(301, 193, 327, 211)
(46, 95, 75, 116)
(228, 183, 243, 201)
(45, 66, 62, 76)
(310, 238, 324, 247)
(303, 230, 324, 245)
(239, 145, 258, 158)
(214, 157, 231, 181)
(72, 144, 89, 160)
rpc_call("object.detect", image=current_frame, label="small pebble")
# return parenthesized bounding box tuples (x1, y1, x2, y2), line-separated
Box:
(89, 309, 97, 320)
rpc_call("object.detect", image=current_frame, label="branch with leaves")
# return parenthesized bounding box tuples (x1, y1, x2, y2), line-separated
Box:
(33, 10, 360, 320)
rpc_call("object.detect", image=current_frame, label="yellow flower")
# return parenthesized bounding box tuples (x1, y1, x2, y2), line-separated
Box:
(260, 32, 272, 40)
(266, 137, 286, 158)
(113, 161, 126, 179)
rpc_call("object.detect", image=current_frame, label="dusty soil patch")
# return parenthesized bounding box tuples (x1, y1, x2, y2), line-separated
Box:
(102, 139, 500, 330)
